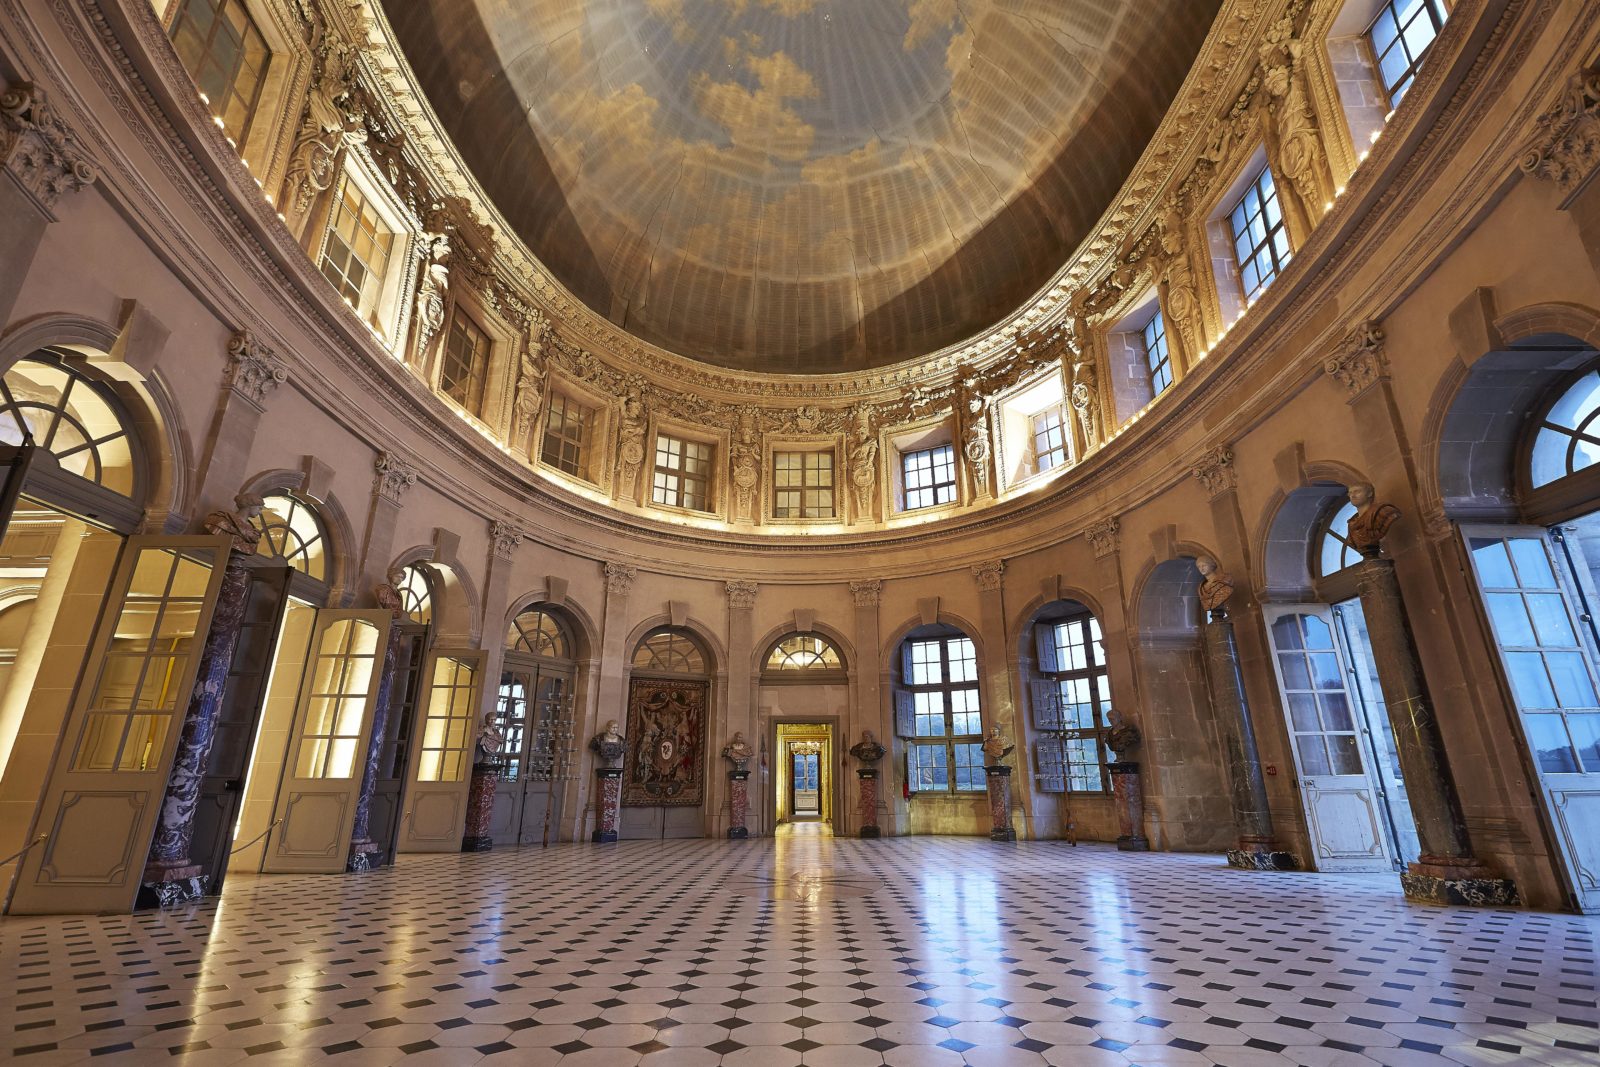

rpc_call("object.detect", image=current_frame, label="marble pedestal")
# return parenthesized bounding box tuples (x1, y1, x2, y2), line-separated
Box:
(1108, 761, 1149, 851)
(460, 763, 498, 852)
(728, 770, 750, 839)
(857, 768, 881, 838)
(985, 765, 1016, 842)
(1400, 857, 1523, 907)
(592, 768, 621, 843)
(1227, 837, 1299, 870)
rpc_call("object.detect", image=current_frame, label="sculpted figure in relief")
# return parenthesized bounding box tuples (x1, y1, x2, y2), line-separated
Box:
(731, 407, 760, 522)
(1069, 348, 1104, 449)
(413, 232, 450, 357)
(1261, 19, 1326, 217)
(514, 314, 550, 439)
(848, 402, 879, 517)
(616, 387, 648, 500)
(285, 37, 368, 220)
(1159, 212, 1199, 351)
(956, 366, 992, 496)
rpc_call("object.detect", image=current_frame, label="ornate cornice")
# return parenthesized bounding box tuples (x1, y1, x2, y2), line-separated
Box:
(1191, 445, 1238, 499)
(971, 560, 1005, 593)
(725, 580, 758, 610)
(1085, 517, 1122, 559)
(0, 80, 96, 217)
(1520, 59, 1600, 196)
(373, 450, 418, 504)
(1324, 321, 1388, 400)
(489, 519, 524, 560)
(850, 579, 883, 607)
(224, 329, 288, 406)
(603, 561, 636, 597)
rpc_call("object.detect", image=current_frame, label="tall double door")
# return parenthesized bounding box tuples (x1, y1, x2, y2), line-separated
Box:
(490, 658, 574, 847)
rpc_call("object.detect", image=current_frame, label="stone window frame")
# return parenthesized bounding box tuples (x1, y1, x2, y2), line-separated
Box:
(1204, 146, 1294, 323)
(535, 374, 612, 491)
(1105, 288, 1169, 426)
(992, 368, 1072, 494)
(436, 305, 492, 419)
(540, 392, 595, 480)
(312, 158, 418, 351)
(885, 417, 960, 521)
(648, 420, 721, 516)
(894, 628, 987, 796)
(1365, 0, 1449, 107)
(165, 0, 272, 144)
(767, 441, 840, 523)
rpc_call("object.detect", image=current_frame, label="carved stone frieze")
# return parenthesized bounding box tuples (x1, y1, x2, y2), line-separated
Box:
(373, 450, 419, 503)
(0, 81, 97, 216)
(972, 560, 1005, 592)
(489, 519, 524, 560)
(850, 579, 883, 607)
(1085, 517, 1122, 559)
(604, 560, 637, 597)
(1191, 445, 1238, 499)
(224, 329, 289, 405)
(725, 580, 758, 610)
(1324, 321, 1388, 399)
(1521, 61, 1600, 195)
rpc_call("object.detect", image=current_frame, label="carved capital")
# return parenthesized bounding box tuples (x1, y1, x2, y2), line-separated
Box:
(1421, 503, 1454, 543)
(224, 330, 289, 405)
(971, 560, 1004, 592)
(725, 580, 759, 610)
(1521, 62, 1600, 196)
(1190, 445, 1237, 499)
(0, 82, 97, 217)
(373, 451, 419, 504)
(1084, 517, 1121, 559)
(604, 561, 636, 597)
(850, 579, 883, 607)
(490, 519, 524, 560)
(1323, 321, 1387, 400)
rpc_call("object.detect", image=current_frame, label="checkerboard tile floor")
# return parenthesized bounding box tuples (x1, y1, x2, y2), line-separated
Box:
(2, 834, 1597, 1066)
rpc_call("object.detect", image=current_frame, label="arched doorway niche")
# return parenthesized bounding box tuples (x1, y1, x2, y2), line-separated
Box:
(621, 621, 720, 839)
(756, 626, 852, 835)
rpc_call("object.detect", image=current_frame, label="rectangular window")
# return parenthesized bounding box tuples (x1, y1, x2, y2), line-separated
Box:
(901, 443, 956, 510)
(1030, 408, 1068, 474)
(902, 635, 984, 794)
(1229, 165, 1292, 304)
(169, 0, 270, 142)
(652, 433, 712, 511)
(320, 178, 395, 327)
(1038, 615, 1111, 793)
(1369, 0, 1447, 105)
(540, 393, 593, 478)
(1144, 311, 1173, 395)
(774, 451, 836, 519)
(438, 310, 490, 416)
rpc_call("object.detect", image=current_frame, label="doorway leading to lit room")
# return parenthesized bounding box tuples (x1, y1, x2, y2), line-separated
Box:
(774, 722, 834, 828)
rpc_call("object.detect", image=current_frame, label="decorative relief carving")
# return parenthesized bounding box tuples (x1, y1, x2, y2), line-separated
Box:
(373, 450, 419, 503)
(489, 519, 524, 560)
(1191, 445, 1237, 498)
(725, 580, 758, 610)
(730, 406, 760, 524)
(1420, 503, 1454, 542)
(849, 579, 883, 607)
(604, 561, 637, 597)
(1258, 13, 1329, 219)
(972, 560, 1005, 592)
(0, 81, 97, 214)
(412, 230, 450, 360)
(847, 402, 879, 518)
(1085, 517, 1122, 559)
(615, 384, 649, 502)
(1069, 345, 1104, 451)
(955, 366, 993, 497)
(283, 30, 370, 222)
(1521, 61, 1600, 194)
(513, 310, 550, 440)
(224, 330, 288, 404)
(1324, 321, 1388, 398)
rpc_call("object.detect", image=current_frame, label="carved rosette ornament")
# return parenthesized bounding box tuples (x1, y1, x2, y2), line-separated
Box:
(850, 579, 883, 607)
(513, 310, 551, 439)
(1085, 517, 1122, 559)
(725, 580, 758, 611)
(0, 82, 97, 216)
(373, 451, 419, 504)
(1324, 321, 1388, 399)
(1521, 62, 1600, 196)
(224, 330, 289, 406)
(490, 519, 524, 560)
(1191, 445, 1238, 498)
(971, 560, 1004, 593)
(603, 561, 636, 597)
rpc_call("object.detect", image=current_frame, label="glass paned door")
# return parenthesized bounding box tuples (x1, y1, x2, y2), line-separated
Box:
(1264, 606, 1393, 871)
(489, 668, 530, 846)
(791, 747, 820, 816)
(490, 664, 574, 847)
(10, 535, 230, 915)
(398, 650, 485, 852)
(1464, 527, 1600, 911)
(262, 609, 390, 874)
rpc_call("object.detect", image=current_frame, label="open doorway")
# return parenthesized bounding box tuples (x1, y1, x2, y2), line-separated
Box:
(774, 721, 834, 828)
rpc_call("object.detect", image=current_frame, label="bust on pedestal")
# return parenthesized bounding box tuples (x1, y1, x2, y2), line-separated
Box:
(461, 712, 504, 852)
(723, 731, 754, 839)
(982, 726, 1017, 842)
(849, 730, 886, 838)
(589, 720, 625, 843)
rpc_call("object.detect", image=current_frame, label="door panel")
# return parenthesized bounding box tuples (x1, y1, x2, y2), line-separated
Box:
(1264, 605, 1393, 872)
(10, 535, 231, 914)
(191, 566, 291, 895)
(369, 627, 425, 867)
(1464, 526, 1600, 912)
(490, 669, 530, 847)
(398, 649, 485, 852)
(261, 610, 391, 874)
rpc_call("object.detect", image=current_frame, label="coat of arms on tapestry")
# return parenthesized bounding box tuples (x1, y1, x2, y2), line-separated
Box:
(622, 678, 708, 806)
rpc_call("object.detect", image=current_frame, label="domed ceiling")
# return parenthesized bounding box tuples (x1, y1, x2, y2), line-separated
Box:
(383, 0, 1222, 373)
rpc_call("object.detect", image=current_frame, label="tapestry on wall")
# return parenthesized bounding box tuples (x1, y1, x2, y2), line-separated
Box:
(622, 678, 709, 807)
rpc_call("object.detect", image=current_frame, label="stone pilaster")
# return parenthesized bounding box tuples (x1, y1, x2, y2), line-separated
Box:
(473, 520, 524, 804)
(721, 580, 757, 836)
(589, 562, 635, 839)
(361, 451, 419, 591)
(850, 579, 886, 835)
(196, 331, 288, 514)
(971, 560, 1027, 838)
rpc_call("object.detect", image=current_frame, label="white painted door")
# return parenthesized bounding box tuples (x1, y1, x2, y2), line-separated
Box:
(1463, 527, 1600, 912)
(1264, 606, 1393, 872)
(262, 610, 391, 873)
(398, 649, 485, 852)
(9, 536, 230, 914)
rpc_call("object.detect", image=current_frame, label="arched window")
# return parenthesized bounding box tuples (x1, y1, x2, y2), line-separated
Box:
(1030, 607, 1110, 794)
(633, 628, 705, 674)
(765, 632, 843, 671)
(1530, 369, 1600, 489)
(894, 627, 984, 794)
(506, 607, 571, 660)
(251, 493, 328, 580)
(1318, 500, 1360, 578)
(395, 563, 432, 625)
(0, 356, 138, 497)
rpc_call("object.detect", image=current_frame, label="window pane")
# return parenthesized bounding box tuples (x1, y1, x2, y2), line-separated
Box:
(1527, 593, 1578, 648)
(1567, 712, 1600, 771)
(1525, 713, 1580, 774)
(1547, 652, 1599, 709)
(1506, 651, 1558, 709)
(1485, 593, 1537, 647)
(1469, 538, 1517, 588)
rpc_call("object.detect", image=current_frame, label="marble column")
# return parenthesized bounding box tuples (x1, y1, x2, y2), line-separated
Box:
(346, 607, 406, 872)
(856, 769, 881, 838)
(727, 771, 751, 839)
(592, 768, 622, 843)
(139, 504, 264, 908)
(1346, 492, 1519, 905)
(984, 765, 1016, 841)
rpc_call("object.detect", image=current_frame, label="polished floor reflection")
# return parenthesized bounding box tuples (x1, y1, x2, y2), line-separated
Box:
(2, 836, 1597, 1066)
